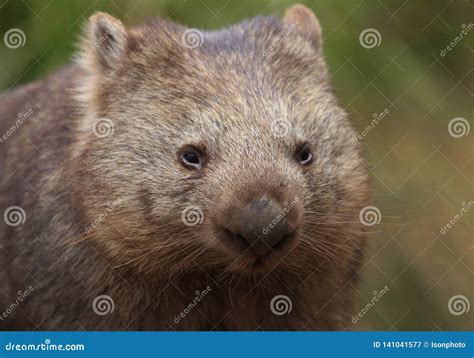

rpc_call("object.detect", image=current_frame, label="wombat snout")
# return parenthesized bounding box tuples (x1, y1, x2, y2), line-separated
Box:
(219, 195, 299, 257)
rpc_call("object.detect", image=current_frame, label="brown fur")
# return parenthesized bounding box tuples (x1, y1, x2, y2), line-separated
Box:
(0, 5, 369, 330)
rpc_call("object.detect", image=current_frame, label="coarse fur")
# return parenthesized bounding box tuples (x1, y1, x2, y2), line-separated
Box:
(0, 5, 369, 330)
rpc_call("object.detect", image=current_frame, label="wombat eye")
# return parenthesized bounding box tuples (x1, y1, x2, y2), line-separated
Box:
(179, 146, 203, 170)
(295, 145, 313, 166)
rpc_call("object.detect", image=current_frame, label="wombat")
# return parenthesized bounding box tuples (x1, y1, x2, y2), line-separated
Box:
(0, 5, 369, 330)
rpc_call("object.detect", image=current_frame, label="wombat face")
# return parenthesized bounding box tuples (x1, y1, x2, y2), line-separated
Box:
(75, 6, 369, 276)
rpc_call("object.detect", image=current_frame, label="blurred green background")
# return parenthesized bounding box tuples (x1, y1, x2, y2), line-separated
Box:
(0, 0, 472, 330)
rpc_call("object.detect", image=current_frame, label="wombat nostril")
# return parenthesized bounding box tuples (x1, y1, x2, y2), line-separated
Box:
(220, 228, 252, 253)
(234, 233, 250, 247)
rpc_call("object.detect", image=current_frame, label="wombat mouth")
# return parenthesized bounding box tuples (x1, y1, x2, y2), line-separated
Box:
(252, 258, 266, 269)
(218, 229, 299, 273)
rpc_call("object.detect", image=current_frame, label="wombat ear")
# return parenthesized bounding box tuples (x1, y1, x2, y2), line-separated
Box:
(283, 4, 322, 50)
(82, 12, 128, 71)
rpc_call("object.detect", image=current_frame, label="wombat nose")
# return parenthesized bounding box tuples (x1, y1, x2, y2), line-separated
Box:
(227, 196, 295, 256)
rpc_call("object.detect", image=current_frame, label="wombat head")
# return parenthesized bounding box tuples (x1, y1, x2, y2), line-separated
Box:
(74, 5, 369, 277)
